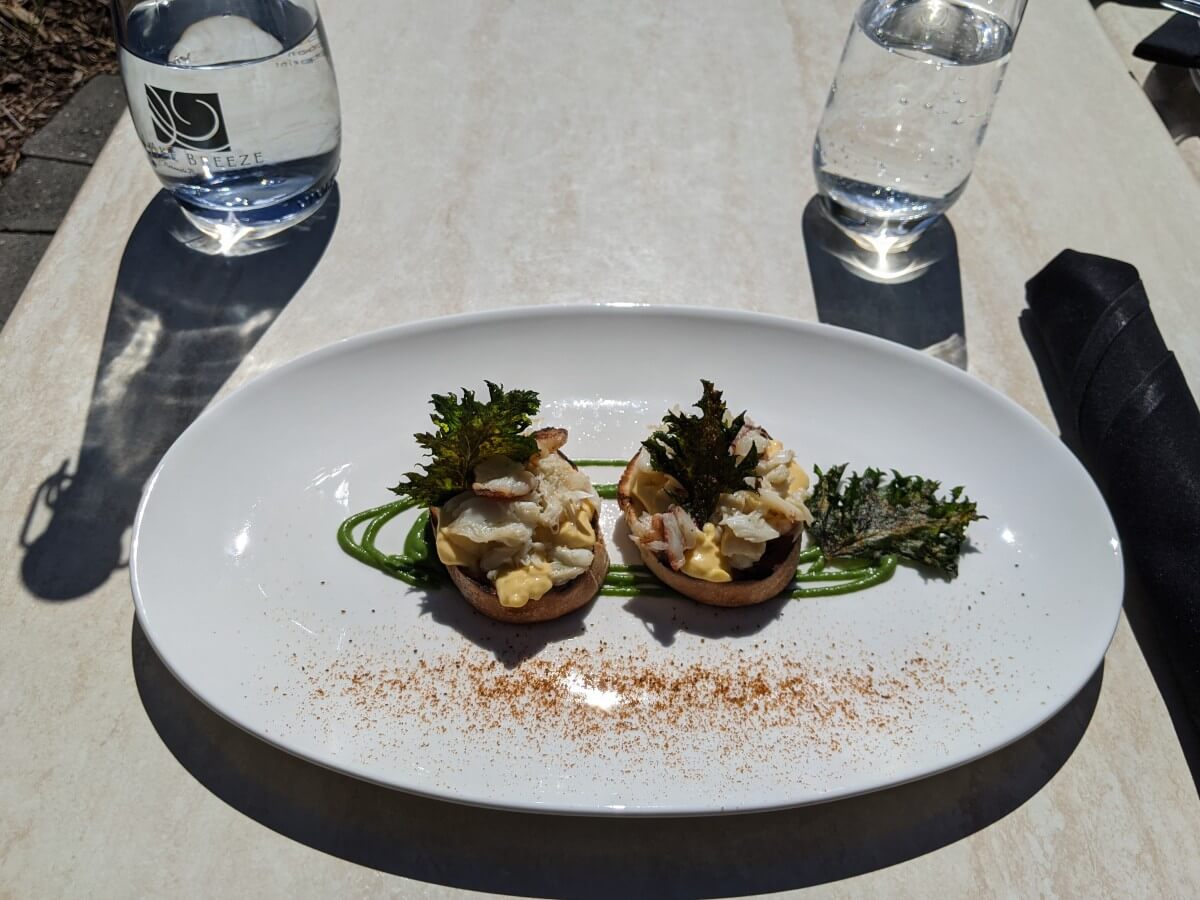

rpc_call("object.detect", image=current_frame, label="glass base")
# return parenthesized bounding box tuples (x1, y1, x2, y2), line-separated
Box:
(811, 197, 951, 285)
(176, 177, 334, 244)
(818, 195, 941, 254)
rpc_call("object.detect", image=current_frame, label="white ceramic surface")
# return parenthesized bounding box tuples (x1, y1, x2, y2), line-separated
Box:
(131, 306, 1123, 815)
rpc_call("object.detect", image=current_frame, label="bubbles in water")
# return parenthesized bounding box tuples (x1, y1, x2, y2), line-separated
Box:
(817, 0, 1015, 230)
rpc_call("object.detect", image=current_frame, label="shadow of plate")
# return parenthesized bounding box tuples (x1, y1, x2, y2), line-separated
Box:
(133, 617, 1101, 898)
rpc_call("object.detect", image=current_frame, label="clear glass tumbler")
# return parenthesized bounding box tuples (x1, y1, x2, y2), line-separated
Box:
(813, 0, 1027, 246)
(113, 0, 342, 238)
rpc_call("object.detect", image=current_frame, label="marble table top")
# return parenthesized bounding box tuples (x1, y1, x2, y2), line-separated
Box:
(3, 0, 1199, 896)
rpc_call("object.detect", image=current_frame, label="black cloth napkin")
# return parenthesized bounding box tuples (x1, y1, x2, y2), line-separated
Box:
(1026, 250, 1200, 725)
(1134, 13, 1200, 69)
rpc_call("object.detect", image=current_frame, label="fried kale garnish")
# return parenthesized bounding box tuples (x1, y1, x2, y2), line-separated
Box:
(808, 464, 982, 576)
(391, 382, 539, 508)
(641, 380, 758, 524)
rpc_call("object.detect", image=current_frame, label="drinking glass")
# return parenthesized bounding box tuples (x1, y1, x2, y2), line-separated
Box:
(113, 0, 342, 238)
(813, 0, 1027, 247)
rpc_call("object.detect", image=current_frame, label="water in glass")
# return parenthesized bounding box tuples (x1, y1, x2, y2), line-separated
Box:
(814, 0, 1019, 243)
(115, 0, 341, 236)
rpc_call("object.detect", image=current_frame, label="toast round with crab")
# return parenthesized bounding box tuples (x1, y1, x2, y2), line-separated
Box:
(432, 499, 608, 623)
(616, 454, 804, 607)
(429, 428, 608, 624)
(616, 381, 813, 607)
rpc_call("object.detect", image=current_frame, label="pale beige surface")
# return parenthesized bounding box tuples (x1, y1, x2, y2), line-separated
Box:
(3, 0, 1200, 897)
(1092, 2, 1200, 179)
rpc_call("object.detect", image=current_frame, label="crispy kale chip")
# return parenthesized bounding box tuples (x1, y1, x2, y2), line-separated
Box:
(641, 380, 758, 524)
(808, 464, 983, 577)
(391, 382, 539, 508)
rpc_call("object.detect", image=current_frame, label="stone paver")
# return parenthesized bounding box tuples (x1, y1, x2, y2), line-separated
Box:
(0, 233, 51, 328)
(0, 158, 91, 233)
(0, 75, 128, 333)
(21, 76, 127, 165)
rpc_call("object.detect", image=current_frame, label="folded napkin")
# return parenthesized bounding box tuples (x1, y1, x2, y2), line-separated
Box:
(1026, 250, 1200, 725)
(1134, 13, 1200, 69)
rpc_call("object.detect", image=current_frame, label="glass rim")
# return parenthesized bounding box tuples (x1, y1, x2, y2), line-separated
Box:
(112, 0, 323, 70)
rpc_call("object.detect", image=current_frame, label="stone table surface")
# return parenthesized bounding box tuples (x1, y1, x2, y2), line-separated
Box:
(1092, 2, 1200, 180)
(3, 1, 1200, 897)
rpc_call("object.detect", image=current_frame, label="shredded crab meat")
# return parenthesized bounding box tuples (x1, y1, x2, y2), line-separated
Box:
(720, 530, 768, 569)
(732, 423, 769, 461)
(480, 545, 522, 573)
(536, 451, 600, 510)
(436, 429, 597, 587)
(720, 509, 781, 543)
(552, 546, 594, 569)
(630, 512, 672, 557)
(661, 511, 686, 570)
(755, 488, 813, 526)
(629, 421, 815, 574)
(532, 427, 568, 455)
(439, 495, 531, 546)
(761, 464, 791, 492)
(629, 511, 662, 543)
(672, 506, 702, 550)
(472, 455, 535, 499)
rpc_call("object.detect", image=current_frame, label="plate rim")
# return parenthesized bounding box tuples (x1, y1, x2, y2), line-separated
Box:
(130, 303, 1124, 816)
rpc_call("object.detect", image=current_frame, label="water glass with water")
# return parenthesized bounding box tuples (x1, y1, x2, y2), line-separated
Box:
(113, 0, 341, 238)
(814, 0, 1027, 246)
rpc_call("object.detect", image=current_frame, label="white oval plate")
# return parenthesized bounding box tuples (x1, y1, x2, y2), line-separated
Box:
(132, 306, 1122, 815)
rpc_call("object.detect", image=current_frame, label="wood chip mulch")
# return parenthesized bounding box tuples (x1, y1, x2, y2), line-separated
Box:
(1, 0, 118, 180)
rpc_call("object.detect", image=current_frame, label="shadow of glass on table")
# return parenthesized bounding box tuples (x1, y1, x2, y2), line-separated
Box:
(801, 196, 967, 370)
(17, 187, 339, 602)
(132, 616, 1101, 899)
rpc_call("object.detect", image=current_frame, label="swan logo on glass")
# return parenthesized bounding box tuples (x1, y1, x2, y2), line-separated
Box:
(145, 86, 230, 152)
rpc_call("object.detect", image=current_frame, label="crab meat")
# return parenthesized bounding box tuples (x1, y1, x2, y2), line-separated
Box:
(671, 506, 702, 550)
(760, 462, 793, 493)
(546, 557, 589, 584)
(533, 452, 599, 508)
(757, 448, 794, 479)
(733, 424, 770, 462)
(755, 488, 813, 526)
(480, 544, 523, 573)
(509, 500, 543, 528)
(532, 427, 568, 455)
(661, 511, 686, 570)
(629, 511, 665, 544)
(472, 455, 535, 499)
(552, 546, 594, 569)
(439, 495, 533, 547)
(719, 509, 782, 543)
(720, 530, 768, 569)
